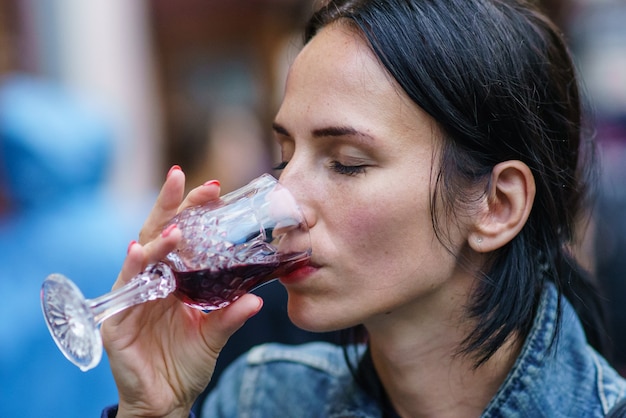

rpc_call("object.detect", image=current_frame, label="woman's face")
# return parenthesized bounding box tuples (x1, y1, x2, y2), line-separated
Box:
(275, 25, 473, 333)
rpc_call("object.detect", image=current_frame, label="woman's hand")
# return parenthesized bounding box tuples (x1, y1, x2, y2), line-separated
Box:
(101, 167, 263, 418)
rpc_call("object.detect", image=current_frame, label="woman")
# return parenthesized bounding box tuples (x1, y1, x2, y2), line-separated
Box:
(102, 0, 626, 416)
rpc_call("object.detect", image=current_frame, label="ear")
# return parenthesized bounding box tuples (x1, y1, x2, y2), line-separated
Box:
(468, 160, 536, 253)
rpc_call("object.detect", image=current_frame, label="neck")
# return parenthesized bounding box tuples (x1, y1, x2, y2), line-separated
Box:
(366, 320, 521, 418)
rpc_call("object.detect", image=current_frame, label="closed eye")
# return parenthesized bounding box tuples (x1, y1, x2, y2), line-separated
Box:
(273, 161, 288, 171)
(329, 161, 368, 176)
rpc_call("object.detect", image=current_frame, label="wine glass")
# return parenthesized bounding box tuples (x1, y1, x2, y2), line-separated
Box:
(41, 174, 310, 371)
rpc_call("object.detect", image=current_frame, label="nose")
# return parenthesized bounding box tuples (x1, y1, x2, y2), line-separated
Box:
(278, 164, 317, 231)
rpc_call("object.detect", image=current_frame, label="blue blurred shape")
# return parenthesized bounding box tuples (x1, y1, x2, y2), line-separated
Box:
(0, 74, 150, 418)
(0, 74, 112, 206)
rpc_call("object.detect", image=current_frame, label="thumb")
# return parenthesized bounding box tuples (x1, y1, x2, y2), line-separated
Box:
(201, 294, 263, 352)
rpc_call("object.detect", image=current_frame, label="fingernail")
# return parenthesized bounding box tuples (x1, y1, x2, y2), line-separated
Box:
(161, 224, 178, 238)
(203, 179, 220, 187)
(127, 240, 137, 254)
(167, 165, 181, 179)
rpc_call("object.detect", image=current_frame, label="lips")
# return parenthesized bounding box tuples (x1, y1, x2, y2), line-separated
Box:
(279, 261, 319, 285)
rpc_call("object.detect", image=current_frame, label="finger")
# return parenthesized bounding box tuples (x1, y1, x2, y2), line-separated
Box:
(140, 224, 182, 265)
(113, 227, 182, 290)
(200, 294, 263, 354)
(139, 166, 186, 245)
(112, 241, 146, 289)
(178, 180, 221, 212)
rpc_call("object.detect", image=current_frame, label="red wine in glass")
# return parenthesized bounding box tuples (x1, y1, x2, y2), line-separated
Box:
(173, 253, 309, 310)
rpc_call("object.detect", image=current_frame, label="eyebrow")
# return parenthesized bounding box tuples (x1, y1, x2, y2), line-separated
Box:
(272, 122, 375, 142)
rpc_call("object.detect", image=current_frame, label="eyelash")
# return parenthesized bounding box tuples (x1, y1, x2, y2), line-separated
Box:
(273, 161, 368, 176)
(273, 161, 288, 171)
(329, 161, 367, 176)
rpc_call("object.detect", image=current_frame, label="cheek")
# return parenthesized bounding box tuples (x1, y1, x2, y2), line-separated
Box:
(332, 198, 461, 294)
(332, 196, 431, 260)
(337, 206, 384, 253)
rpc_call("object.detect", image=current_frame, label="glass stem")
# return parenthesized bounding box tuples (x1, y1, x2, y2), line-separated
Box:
(89, 263, 176, 325)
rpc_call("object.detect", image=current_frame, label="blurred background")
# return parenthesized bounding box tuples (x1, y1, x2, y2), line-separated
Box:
(0, 0, 623, 417)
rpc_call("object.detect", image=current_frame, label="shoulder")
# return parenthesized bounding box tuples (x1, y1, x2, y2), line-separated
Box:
(233, 341, 362, 390)
(556, 294, 626, 414)
(202, 342, 377, 418)
(485, 283, 626, 417)
(588, 346, 626, 415)
(244, 341, 356, 375)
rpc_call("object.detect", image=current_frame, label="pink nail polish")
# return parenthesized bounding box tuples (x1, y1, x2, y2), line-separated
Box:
(127, 240, 137, 254)
(203, 179, 220, 187)
(161, 224, 177, 238)
(167, 165, 181, 179)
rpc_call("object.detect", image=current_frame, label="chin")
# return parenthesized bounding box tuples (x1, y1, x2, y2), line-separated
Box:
(286, 297, 357, 334)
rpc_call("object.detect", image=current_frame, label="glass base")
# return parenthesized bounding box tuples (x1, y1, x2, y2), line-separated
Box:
(40, 274, 102, 371)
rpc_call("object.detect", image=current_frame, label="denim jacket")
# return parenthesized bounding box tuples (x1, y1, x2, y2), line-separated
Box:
(202, 283, 626, 417)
